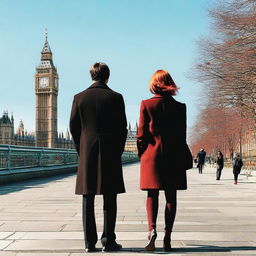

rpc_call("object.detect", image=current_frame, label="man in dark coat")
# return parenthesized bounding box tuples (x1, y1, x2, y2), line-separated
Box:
(216, 151, 224, 180)
(69, 62, 127, 252)
(197, 148, 206, 174)
(233, 153, 243, 184)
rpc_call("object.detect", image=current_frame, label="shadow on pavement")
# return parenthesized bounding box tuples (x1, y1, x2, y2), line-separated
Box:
(238, 182, 256, 184)
(0, 172, 74, 195)
(121, 245, 256, 253)
(0, 161, 138, 196)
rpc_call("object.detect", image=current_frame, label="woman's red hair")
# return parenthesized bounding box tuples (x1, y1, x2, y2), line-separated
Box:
(149, 70, 178, 95)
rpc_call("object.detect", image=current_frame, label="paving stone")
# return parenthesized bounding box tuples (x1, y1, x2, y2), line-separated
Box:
(4, 240, 83, 251)
(0, 240, 14, 250)
(0, 232, 14, 239)
(0, 252, 17, 256)
(0, 221, 65, 232)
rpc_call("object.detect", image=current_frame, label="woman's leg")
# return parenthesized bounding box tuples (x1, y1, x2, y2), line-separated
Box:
(219, 168, 222, 180)
(163, 189, 177, 251)
(216, 168, 219, 180)
(164, 189, 177, 240)
(146, 189, 159, 231)
(217, 167, 222, 180)
(145, 190, 159, 251)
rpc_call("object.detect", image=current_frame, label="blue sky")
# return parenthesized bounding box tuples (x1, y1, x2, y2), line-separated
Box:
(0, 0, 214, 135)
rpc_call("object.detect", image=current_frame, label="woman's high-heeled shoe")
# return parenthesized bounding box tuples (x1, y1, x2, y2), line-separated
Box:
(163, 234, 172, 251)
(145, 229, 157, 251)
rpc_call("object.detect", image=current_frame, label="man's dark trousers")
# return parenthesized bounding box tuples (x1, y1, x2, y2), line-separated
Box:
(216, 168, 222, 180)
(198, 164, 203, 174)
(82, 194, 117, 248)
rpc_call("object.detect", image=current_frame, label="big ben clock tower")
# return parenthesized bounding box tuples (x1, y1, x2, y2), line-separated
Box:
(35, 31, 58, 148)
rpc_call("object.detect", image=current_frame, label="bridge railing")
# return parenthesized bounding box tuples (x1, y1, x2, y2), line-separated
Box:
(122, 151, 139, 163)
(0, 145, 78, 170)
(0, 145, 139, 171)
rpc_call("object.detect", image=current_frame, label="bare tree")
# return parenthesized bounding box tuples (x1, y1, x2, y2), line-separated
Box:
(190, 0, 256, 158)
(193, 0, 256, 127)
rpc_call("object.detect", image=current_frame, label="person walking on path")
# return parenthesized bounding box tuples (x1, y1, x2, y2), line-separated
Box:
(216, 151, 224, 180)
(137, 70, 193, 252)
(69, 62, 127, 252)
(233, 153, 243, 185)
(197, 148, 206, 174)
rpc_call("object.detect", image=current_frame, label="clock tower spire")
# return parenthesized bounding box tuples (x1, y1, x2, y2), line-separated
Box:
(35, 30, 59, 148)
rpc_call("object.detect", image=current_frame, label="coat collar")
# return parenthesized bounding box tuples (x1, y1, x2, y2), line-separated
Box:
(88, 81, 109, 89)
(152, 93, 175, 101)
(153, 93, 164, 98)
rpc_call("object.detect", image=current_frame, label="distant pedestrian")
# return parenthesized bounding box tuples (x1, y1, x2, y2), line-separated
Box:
(137, 70, 193, 252)
(233, 153, 243, 185)
(216, 151, 224, 180)
(197, 148, 206, 174)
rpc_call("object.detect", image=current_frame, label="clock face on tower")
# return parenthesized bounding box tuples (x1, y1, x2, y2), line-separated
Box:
(39, 77, 49, 88)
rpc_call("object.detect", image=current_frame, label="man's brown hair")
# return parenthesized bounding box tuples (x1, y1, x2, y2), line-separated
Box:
(90, 62, 110, 82)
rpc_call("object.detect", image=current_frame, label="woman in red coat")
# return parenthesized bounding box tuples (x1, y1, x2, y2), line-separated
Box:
(137, 70, 192, 251)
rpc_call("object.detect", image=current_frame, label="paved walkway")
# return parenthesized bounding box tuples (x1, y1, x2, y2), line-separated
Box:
(0, 163, 256, 256)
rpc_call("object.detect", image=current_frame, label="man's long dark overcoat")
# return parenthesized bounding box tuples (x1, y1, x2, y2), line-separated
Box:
(69, 82, 127, 195)
(137, 94, 193, 190)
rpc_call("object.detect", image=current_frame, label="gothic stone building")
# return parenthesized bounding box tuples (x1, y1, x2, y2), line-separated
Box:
(0, 112, 14, 145)
(0, 112, 35, 147)
(0, 111, 73, 149)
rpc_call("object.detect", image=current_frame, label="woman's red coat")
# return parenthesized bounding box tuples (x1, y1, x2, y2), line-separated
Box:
(137, 95, 192, 190)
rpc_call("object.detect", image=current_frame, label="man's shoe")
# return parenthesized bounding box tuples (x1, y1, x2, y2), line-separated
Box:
(85, 244, 96, 253)
(102, 242, 122, 252)
(85, 246, 96, 252)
